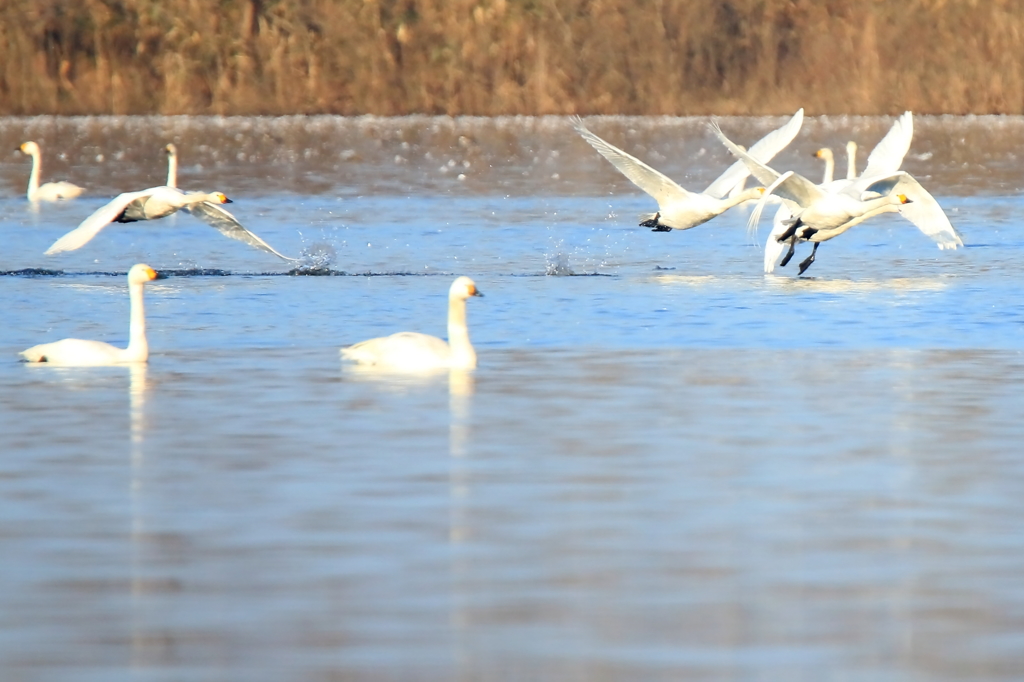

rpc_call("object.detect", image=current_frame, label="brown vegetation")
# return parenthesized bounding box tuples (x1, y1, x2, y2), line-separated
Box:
(1, 0, 1021, 116)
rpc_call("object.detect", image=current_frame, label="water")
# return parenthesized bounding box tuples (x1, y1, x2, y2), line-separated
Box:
(1, 115, 1024, 680)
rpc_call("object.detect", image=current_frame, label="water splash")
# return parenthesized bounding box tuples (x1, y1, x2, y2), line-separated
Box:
(545, 251, 576, 276)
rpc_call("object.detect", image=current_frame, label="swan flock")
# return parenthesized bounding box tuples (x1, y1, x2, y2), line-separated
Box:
(15, 112, 964, 371)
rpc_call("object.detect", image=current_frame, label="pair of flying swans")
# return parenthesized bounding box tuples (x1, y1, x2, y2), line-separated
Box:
(711, 112, 963, 274)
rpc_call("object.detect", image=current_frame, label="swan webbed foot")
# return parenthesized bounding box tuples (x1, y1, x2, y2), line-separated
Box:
(640, 212, 670, 231)
(797, 242, 819, 275)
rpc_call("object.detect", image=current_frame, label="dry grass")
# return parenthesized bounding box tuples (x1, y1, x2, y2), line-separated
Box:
(2, 0, 1023, 116)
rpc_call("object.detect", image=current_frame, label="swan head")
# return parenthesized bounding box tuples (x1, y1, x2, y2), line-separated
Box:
(813, 148, 834, 161)
(450, 276, 483, 300)
(18, 141, 40, 155)
(210, 191, 233, 204)
(164, 143, 178, 156)
(756, 187, 766, 196)
(846, 141, 858, 154)
(128, 263, 160, 285)
(897, 194, 912, 205)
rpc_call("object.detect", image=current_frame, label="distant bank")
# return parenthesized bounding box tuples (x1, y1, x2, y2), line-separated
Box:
(2, 0, 1018, 116)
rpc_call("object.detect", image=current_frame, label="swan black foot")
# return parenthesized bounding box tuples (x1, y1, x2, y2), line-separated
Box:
(640, 213, 671, 231)
(798, 242, 819, 275)
(779, 239, 796, 267)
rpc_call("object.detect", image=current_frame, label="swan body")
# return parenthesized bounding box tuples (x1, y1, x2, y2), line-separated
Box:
(20, 264, 159, 366)
(18, 141, 84, 202)
(712, 120, 962, 274)
(46, 186, 296, 260)
(165, 144, 178, 188)
(341, 277, 483, 371)
(571, 109, 803, 231)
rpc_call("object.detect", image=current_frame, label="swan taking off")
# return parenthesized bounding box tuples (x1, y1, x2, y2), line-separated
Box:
(18, 141, 85, 202)
(20, 264, 160, 366)
(571, 109, 803, 232)
(711, 121, 963, 275)
(341, 277, 484, 371)
(165, 144, 178, 188)
(45, 186, 297, 260)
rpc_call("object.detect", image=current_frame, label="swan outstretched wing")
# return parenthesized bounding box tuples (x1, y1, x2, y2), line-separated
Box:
(45, 189, 159, 254)
(861, 172, 963, 249)
(711, 122, 825, 208)
(861, 111, 913, 179)
(571, 116, 692, 206)
(704, 108, 804, 198)
(184, 200, 298, 261)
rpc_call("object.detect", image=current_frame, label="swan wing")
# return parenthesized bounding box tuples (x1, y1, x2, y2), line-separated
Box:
(45, 189, 158, 254)
(861, 111, 913, 179)
(704, 108, 804, 198)
(861, 172, 963, 249)
(571, 116, 692, 205)
(184, 201, 298, 261)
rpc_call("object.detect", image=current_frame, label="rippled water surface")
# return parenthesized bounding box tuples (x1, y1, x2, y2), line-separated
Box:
(2, 115, 1024, 680)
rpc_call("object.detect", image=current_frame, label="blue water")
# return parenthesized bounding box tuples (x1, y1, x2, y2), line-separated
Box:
(1, 115, 1024, 680)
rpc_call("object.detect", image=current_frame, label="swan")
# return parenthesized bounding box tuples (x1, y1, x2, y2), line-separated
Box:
(18, 141, 85, 202)
(165, 144, 178, 188)
(711, 122, 963, 275)
(571, 109, 803, 231)
(45, 186, 297, 260)
(341, 277, 483, 371)
(20, 264, 159, 366)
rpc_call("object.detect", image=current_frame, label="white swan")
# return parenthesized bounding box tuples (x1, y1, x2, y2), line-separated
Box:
(571, 109, 803, 231)
(45, 186, 297, 260)
(18, 141, 85, 202)
(165, 144, 178, 188)
(712, 122, 963, 275)
(20, 264, 159, 366)
(341, 277, 483, 371)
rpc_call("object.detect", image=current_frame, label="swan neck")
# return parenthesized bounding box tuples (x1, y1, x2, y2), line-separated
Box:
(126, 281, 149, 361)
(27, 149, 41, 199)
(822, 156, 834, 184)
(725, 187, 763, 210)
(846, 145, 858, 180)
(167, 155, 177, 188)
(447, 295, 476, 369)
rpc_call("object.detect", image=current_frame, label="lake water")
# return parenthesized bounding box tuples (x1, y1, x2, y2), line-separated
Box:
(1, 115, 1023, 680)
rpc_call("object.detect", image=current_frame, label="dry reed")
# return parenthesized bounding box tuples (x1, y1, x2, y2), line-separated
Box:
(1, 0, 1021, 116)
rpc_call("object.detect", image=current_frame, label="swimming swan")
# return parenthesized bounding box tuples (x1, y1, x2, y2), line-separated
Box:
(18, 141, 85, 202)
(341, 277, 484, 371)
(165, 144, 178, 188)
(20, 264, 159, 366)
(711, 122, 963, 275)
(45, 186, 297, 260)
(571, 109, 803, 231)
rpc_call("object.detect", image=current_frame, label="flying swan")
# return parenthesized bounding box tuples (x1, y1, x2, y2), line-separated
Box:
(18, 141, 85, 202)
(341, 277, 484, 371)
(20, 263, 160, 366)
(571, 109, 804, 232)
(711, 121, 963, 275)
(45, 186, 297, 260)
